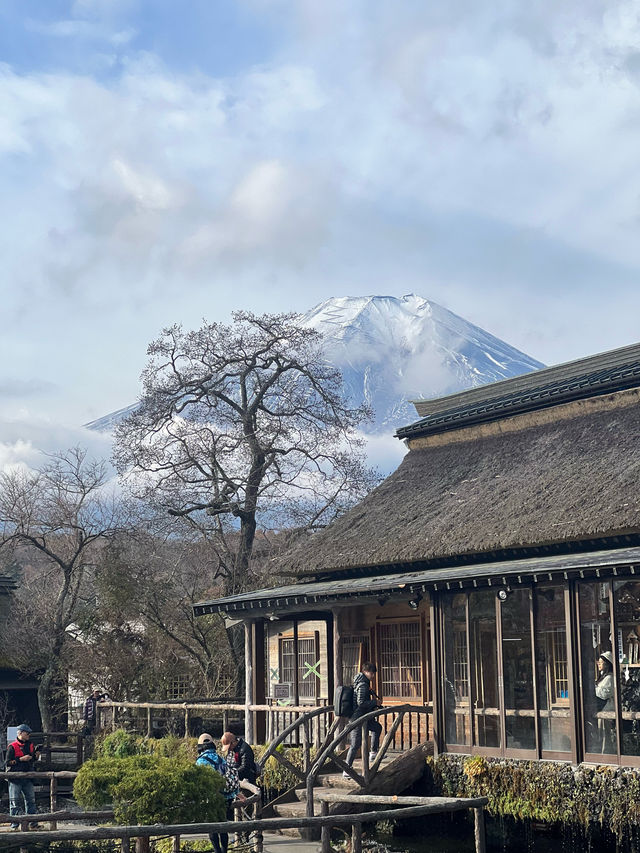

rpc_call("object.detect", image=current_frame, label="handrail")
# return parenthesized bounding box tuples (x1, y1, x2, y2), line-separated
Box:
(257, 705, 334, 775)
(305, 704, 431, 819)
(0, 798, 488, 853)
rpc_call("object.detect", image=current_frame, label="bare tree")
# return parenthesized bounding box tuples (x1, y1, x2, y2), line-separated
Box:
(114, 312, 378, 597)
(0, 448, 126, 731)
(72, 528, 237, 700)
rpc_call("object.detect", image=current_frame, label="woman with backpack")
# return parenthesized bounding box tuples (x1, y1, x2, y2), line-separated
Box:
(196, 733, 244, 853)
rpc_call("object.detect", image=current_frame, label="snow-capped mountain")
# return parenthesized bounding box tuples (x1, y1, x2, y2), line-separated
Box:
(300, 294, 543, 431)
(85, 294, 543, 434)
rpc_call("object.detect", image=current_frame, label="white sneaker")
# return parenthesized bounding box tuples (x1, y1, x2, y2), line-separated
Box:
(369, 751, 377, 763)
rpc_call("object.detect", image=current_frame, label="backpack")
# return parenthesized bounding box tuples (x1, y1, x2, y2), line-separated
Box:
(199, 751, 239, 796)
(334, 685, 356, 718)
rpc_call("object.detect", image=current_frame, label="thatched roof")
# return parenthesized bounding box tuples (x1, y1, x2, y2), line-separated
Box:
(275, 395, 640, 578)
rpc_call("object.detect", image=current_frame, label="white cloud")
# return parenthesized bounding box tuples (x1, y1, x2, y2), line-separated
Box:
(3, 0, 640, 452)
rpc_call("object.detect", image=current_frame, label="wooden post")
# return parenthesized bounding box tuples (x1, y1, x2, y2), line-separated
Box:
(474, 807, 486, 853)
(223, 710, 230, 733)
(351, 821, 362, 853)
(136, 836, 150, 853)
(121, 839, 130, 853)
(321, 800, 331, 853)
(112, 705, 117, 732)
(147, 707, 153, 738)
(49, 775, 58, 828)
(172, 834, 180, 853)
(333, 608, 343, 690)
(184, 707, 189, 739)
(252, 620, 266, 744)
(245, 620, 255, 744)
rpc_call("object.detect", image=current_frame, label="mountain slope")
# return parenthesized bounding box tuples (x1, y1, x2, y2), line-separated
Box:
(300, 294, 544, 431)
(85, 294, 543, 434)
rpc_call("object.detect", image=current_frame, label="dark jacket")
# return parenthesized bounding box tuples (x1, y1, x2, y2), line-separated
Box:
(6, 739, 36, 772)
(229, 738, 257, 784)
(350, 672, 378, 719)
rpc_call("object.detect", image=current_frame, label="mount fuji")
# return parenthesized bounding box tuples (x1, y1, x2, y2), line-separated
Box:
(85, 294, 543, 435)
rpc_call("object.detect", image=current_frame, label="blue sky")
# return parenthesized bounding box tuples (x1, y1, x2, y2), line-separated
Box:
(2, 0, 640, 469)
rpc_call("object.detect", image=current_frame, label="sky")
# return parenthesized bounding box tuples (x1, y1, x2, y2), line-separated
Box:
(2, 0, 640, 470)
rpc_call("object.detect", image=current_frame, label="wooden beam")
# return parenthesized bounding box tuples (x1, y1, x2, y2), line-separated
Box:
(244, 619, 255, 744)
(252, 620, 266, 744)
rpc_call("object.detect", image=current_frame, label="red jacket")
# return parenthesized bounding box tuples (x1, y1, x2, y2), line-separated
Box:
(6, 739, 36, 772)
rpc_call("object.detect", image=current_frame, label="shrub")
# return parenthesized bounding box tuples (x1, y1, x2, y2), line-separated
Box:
(93, 731, 142, 759)
(74, 754, 225, 825)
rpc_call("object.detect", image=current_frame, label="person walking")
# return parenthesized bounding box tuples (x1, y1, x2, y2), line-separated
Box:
(5, 724, 40, 830)
(196, 733, 243, 853)
(343, 662, 382, 776)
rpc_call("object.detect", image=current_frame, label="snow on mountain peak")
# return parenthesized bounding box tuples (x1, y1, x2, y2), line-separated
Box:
(300, 294, 543, 431)
(85, 294, 543, 435)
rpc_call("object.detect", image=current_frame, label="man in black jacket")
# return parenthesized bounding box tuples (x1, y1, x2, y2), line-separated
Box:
(5, 724, 40, 829)
(344, 663, 382, 775)
(221, 731, 257, 785)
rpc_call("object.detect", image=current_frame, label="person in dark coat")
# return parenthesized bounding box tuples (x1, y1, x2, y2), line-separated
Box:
(344, 662, 382, 775)
(221, 731, 257, 785)
(83, 689, 106, 734)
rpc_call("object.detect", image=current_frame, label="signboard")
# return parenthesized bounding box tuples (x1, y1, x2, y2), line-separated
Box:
(272, 683, 292, 700)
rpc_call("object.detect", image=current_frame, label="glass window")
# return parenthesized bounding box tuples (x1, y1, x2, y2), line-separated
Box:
(579, 582, 617, 756)
(442, 594, 470, 746)
(469, 591, 500, 748)
(501, 588, 536, 751)
(377, 621, 423, 699)
(614, 581, 640, 758)
(279, 634, 320, 699)
(535, 586, 572, 754)
(342, 634, 370, 686)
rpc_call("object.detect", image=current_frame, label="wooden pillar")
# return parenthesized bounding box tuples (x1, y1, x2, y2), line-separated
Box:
(184, 707, 190, 739)
(321, 800, 331, 853)
(147, 707, 153, 739)
(245, 620, 255, 744)
(292, 620, 300, 707)
(474, 807, 486, 853)
(121, 837, 130, 853)
(332, 608, 343, 689)
(172, 835, 180, 853)
(252, 620, 266, 744)
(351, 822, 362, 853)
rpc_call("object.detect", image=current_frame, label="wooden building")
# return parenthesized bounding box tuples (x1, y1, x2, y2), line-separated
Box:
(194, 341, 640, 767)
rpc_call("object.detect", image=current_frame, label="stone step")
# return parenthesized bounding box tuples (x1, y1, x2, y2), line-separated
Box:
(272, 800, 323, 818)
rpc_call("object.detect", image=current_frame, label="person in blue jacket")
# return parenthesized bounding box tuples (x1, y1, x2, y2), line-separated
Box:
(196, 733, 242, 853)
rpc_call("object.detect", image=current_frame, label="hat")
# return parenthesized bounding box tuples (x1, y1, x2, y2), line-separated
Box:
(599, 650, 614, 665)
(16, 724, 32, 734)
(197, 733, 214, 746)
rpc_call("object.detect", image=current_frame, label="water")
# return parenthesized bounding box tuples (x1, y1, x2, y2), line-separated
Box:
(372, 814, 627, 853)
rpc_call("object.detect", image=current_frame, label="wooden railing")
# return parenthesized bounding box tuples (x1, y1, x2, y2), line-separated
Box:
(97, 700, 335, 747)
(257, 705, 337, 782)
(0, 771, 78, 819)
(0, 796, 488, 853)
(305, 704, 432, 819)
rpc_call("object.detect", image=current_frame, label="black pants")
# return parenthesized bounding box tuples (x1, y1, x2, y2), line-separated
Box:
(209, 802, 234, 853)
(346, 718, 382, 766)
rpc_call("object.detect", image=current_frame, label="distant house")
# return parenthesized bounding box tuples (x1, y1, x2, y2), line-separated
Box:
(0, 571, 41, 742)
(195, 341, 640, 767)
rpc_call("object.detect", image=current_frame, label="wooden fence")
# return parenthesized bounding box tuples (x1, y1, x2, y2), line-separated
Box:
(0, 795, 488, 853)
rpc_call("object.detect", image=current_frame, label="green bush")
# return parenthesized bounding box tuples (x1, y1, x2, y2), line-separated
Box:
(74, 756, 157, 807)
(253, 744, 313, 792)
(93, 730, 198, 763)
(93, 730, 143, 759)
(74, 754, 225, 825)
